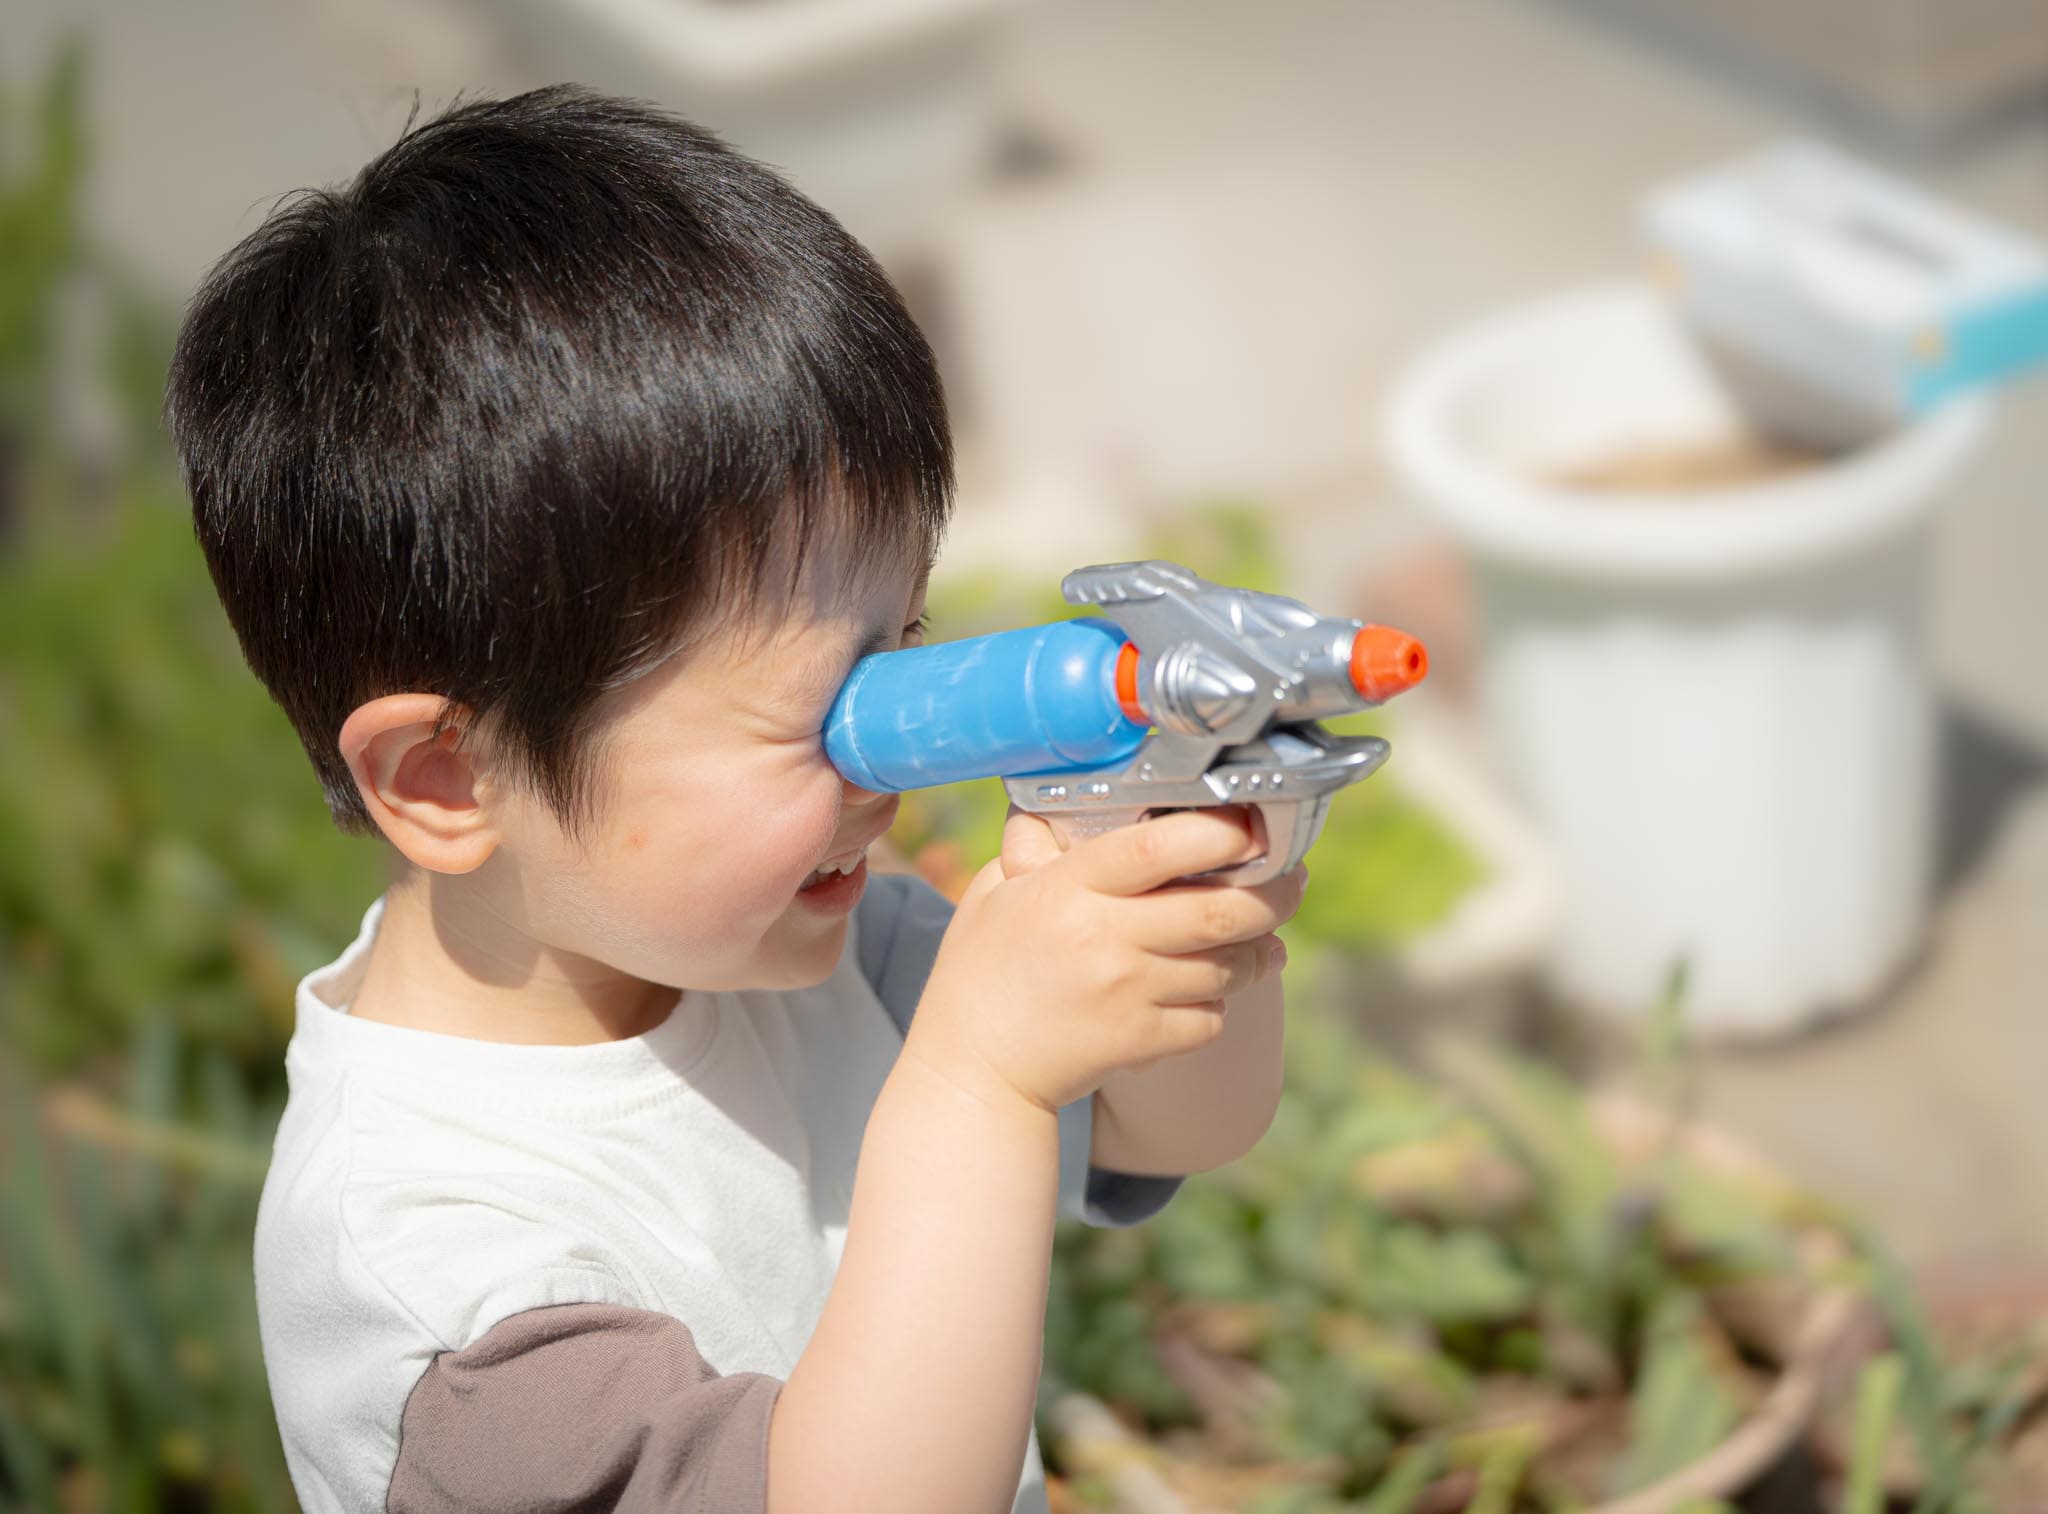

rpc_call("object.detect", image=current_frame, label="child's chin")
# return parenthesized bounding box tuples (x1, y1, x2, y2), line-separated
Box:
(750, 919, 848, 991)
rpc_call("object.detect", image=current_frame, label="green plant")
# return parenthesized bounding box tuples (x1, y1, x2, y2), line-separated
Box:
(0, 473, 389, 1083)
(0, 43, 372, 1512)
(0, 1025, 290, 1513)
(1826, 1235, 2048, 1514)
(0, 38, 84, 443)
(1040, 963, 1842, 1511)
(0, 43, 387, 1087)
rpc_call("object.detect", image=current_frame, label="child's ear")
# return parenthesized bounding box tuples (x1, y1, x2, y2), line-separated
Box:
(337, 694, 499, 874)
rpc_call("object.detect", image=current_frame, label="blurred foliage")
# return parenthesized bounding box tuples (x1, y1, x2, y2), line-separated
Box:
(0, 471, 389, 1081)
(1822, 1237, 2048, 1514)
(1044, 973, 2048, 1512)
(0, 51, 388, 1087)
(894, 503, 1485, 955)
(0, 41, 84, 445)
(0, 45, 361, 1512)
(1040, 967, 1836, 1511)
(0, 1031, 287, 1513)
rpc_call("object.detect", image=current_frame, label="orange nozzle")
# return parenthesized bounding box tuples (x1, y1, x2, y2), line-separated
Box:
(1114, 641, 1148, 725)
(1348, 624, 1428, 703)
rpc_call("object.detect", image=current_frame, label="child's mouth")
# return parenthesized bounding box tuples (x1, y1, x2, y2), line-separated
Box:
(796, 847, 869, 912)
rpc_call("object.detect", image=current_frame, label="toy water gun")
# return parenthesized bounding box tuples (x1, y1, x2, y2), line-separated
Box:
(1646, 139, 2048, 448)
(823, 560, 1428, 886)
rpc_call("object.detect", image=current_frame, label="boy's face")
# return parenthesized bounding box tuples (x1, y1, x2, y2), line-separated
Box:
(482, 529, 929, 995)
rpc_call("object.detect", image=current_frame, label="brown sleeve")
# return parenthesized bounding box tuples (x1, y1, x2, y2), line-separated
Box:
(386, 1303, 782, 1514)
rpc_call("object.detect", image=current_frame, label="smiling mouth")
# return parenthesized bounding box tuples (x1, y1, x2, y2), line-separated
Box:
(799, 845, 869, 893)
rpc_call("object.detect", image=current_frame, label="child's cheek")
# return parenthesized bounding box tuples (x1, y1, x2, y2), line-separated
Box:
(753, 772, 846, 884)
(638, 769, 838, 913)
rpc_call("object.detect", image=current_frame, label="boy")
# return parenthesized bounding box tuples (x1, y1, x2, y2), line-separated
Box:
(168, 88, 1299, 1513)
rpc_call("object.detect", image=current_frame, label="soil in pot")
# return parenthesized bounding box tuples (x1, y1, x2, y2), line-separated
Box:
(1547, 433, 1834, 495)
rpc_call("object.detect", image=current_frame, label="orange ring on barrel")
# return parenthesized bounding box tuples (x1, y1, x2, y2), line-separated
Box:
(1115, 642, 1148, 725)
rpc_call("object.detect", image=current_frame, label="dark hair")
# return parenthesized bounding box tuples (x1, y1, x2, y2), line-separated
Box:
(167, 86, 952, 834)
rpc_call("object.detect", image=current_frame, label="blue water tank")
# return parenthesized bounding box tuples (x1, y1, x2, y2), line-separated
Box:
(824, 617, 1148, 793)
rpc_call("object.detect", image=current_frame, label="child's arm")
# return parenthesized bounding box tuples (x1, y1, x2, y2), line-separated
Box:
(764, 809, 1297, 1514)
(1089, 967, 1287, 1176)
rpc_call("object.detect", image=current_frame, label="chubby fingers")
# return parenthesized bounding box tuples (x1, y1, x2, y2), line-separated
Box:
(1151, 934, 1289, 1006)
(1070, 807, 1266, 897)
(1146, 1004, 1231, 1058)
(1128, 865, 1307, 955)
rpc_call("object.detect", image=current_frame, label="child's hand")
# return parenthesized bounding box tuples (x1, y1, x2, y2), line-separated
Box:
(904, 806, 1304, 1115)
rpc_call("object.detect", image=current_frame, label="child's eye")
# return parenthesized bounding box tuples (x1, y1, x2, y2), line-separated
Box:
(902, 613, 930, 647)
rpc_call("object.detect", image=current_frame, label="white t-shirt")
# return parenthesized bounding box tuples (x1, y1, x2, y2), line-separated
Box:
(254, 874, 1178, 1513)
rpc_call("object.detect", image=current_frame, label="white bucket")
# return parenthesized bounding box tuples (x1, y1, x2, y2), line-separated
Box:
(1385, 282, 1990, 1036)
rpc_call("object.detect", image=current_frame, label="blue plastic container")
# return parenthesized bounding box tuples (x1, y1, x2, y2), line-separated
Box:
(824, 617, 1148, 793)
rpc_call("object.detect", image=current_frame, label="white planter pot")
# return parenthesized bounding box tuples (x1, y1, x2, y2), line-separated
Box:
(1384, 282, 1990, 1036)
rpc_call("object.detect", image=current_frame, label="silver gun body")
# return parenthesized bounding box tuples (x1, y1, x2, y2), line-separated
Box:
(1001, 561, 1393, 887)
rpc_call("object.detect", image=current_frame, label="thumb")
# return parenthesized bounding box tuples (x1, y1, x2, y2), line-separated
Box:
(1000, 806, 1067, 880)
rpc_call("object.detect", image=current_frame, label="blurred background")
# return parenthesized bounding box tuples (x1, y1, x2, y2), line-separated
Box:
(5, 0, 2048, 1509)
